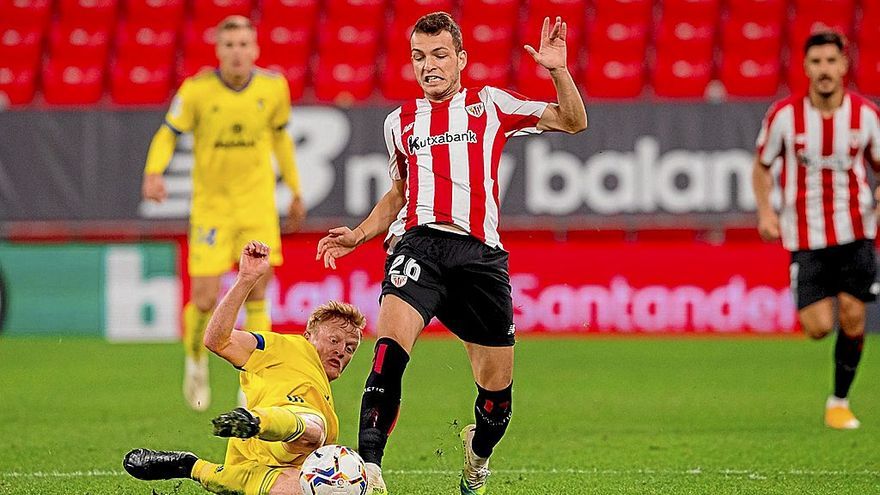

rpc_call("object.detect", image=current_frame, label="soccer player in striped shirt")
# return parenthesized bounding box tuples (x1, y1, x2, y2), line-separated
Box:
(752, 31, 880, 430)
(317, 12, 587, 495)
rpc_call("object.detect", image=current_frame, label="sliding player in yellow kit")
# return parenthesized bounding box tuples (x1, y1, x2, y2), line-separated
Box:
(124, 241, 365, 495)
(142, 16, 306, 410)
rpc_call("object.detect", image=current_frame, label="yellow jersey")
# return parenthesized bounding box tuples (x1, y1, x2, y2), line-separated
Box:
(160, 69, 290, 226)
(240, 332, 338, 447)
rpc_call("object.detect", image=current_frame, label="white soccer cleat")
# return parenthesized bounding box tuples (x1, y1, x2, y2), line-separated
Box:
(460, 424, 490, 494)
(183, 356, 211, 412)
(364, 462, 388, 495)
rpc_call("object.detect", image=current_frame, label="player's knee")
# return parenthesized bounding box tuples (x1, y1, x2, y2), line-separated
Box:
(191, 291, 218, 312)
(800, 320, 832, 340)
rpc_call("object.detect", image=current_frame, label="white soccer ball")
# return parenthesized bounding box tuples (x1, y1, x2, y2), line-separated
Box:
(299, 444, 368, 495)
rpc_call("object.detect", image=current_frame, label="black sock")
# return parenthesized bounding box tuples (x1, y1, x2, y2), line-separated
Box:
(358, 338, 409, 466)
(834, 332, 864, 399)
(472, 382, 512, 459)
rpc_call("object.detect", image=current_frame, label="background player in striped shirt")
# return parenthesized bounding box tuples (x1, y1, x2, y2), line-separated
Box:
(142, 16, 306, 411)
(752, 31, 880, 430)
(317, 12, 586, 495)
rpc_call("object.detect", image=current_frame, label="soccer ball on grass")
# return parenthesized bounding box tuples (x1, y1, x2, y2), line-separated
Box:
(299, 445, 368, 495)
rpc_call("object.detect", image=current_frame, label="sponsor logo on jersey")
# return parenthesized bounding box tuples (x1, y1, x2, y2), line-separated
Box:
(214, 139, 256, 148)
(407, 130, 478, 154)
(465, 103, 485, 118)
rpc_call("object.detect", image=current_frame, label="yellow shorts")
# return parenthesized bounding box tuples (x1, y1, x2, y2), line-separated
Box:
(223, 405, 326, 469)
(188, 219, 282, 277)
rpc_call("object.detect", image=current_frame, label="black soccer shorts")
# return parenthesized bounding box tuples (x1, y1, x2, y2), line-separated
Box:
(380, 226, 515, 347)
(789, 238, 879, 310)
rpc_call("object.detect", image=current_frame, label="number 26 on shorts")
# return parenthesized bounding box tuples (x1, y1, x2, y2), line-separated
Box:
(388, 255, 421, 288)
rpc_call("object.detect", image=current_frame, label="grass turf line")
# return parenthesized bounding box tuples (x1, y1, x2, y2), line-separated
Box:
(0, 336, 878, 494)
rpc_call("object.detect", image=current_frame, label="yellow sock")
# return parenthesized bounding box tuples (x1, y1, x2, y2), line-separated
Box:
(192, 458, 282, 495)
(253, 405, 306, 442)
(245, 300, 271, 332)
(183, 302, 212, 359)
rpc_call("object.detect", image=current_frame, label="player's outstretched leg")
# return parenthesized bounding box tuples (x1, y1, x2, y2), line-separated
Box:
(123, 448, 197, 480)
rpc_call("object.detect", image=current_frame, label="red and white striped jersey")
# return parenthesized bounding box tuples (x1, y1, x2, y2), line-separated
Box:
(384, 86, 549, 248)
(757, 92, 880, 251)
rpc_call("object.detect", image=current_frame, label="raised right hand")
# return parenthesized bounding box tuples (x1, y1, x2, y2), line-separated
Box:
(142, 173, 167, 202)
(316, 227, 363, 270)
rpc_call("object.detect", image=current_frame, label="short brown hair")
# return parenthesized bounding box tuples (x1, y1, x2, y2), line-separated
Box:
(306, 301, 366, 336)
(217, 15, 255, 33)
(412, 12, 463, 52)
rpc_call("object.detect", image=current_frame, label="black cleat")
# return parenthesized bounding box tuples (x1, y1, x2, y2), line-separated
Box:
(123, 448, 197, 480)
(212, 407, 261, 438)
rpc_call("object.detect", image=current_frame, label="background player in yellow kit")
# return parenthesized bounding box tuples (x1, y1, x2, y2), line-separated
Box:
(141, 15, 306, 410)
(124, 241, 364, 495)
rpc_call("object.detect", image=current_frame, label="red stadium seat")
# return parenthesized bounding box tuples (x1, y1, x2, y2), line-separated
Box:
(325, 0, 385, 26)
(463, 61, 510, 88)
(856, 49, 880, 96)
(262, 62, 307, 101)
(661, 0, 719, 23)
(0, 0, 53, 28)
(527, 0, 587, 28)
(786, 60, 809, 95)
(42, 60, 105, 104)
(461, 0, 519, 26)
(314, 58, 376, 103)
(461, 19, 516, 65)
(380, 53, 420, 101)
(592, 0, 652, 23)
(856, 15, 880, 52)
(584, 53, 645, 98)
(0, 25, 44, 66)
(655, 17, 716, 62)
(110, 62, 173, 104)
(719, 53, 780, 97)
(58, 0, 119, 26)
(259, 0, 319, 28)
(258, 24, 311, 68)
(319, 20, 381, 61)
(0, 65, 38, 105)
(793, 0, 855, 21)
(393, 0, 454, 23)
(191, 0, 253, 25)
(721, 18, 782, 56)
(788, 17, 851, 61)
(178, 55, 216, 84)
(49, 22, 112, 65)
(123, 0, 185, 27)
(864, 1, 880, 23)
(727, 0, 786, 22)
(652, 54, 713, 98)
(182, 20, 218, 67)
(115, 22, 177, 66)
(587, 18, 650, 59)
(515, 56, 557, 100)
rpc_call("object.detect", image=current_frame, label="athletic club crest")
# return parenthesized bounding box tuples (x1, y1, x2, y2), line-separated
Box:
(465, 103, 485, 118)
(391, 274, 408, 288)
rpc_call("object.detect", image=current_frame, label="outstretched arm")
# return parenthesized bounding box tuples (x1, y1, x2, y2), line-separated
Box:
(203, 241, 271, 367)
(525, 16, 587, 134)
(316, 179, 406, 269)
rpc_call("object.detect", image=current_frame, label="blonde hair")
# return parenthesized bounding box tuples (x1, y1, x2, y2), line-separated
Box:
(307, 301, 366, 336)
(217, 15, 255, 33)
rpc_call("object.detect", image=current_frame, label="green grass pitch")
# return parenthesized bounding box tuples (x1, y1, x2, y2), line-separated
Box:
(1, 336, 878, 494)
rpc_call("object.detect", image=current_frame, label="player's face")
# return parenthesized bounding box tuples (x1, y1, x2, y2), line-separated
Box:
(804, 44, 847, 98)
(306, 319, 361, 381)
(411, 30, 467, 101)
(216, 28, 259, 79)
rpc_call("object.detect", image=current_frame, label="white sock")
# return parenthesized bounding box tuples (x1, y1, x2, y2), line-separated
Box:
(827, 396, 850, 408)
